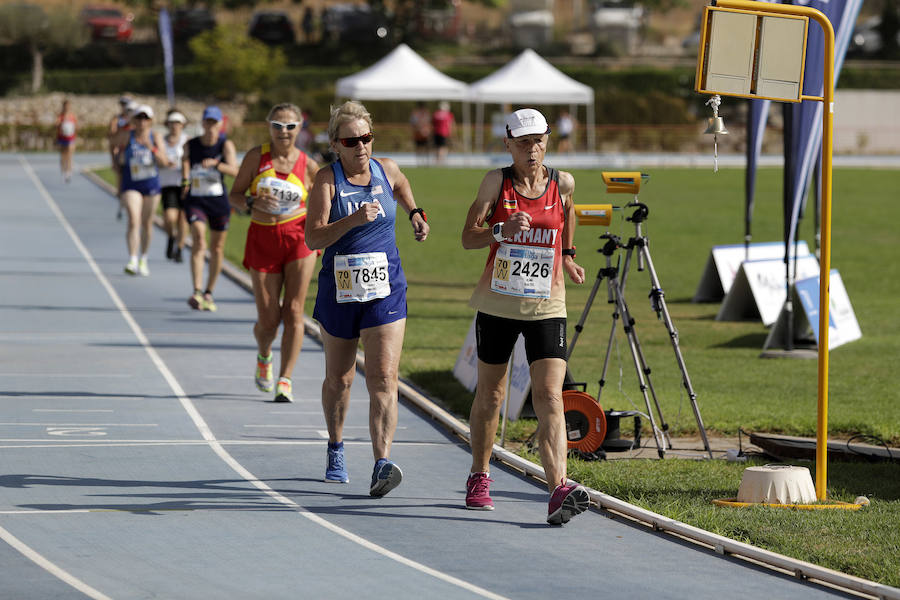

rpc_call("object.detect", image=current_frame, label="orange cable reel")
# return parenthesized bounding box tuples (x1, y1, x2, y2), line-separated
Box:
(562, 390, 607, 453)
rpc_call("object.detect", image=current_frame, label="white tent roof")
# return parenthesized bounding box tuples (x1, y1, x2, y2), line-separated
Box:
(468, 49, 593, 105)
(335, 43, 469, 101)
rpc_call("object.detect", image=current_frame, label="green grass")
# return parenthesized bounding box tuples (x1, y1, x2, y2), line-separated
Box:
(95, 164, 900, 588)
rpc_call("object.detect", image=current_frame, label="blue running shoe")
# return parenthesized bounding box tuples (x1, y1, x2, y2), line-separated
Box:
(325, 442, 349, 484)
(369, 458, 402, 497)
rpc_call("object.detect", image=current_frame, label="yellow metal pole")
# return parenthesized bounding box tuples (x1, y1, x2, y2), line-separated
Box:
(714, 0, 835, 500)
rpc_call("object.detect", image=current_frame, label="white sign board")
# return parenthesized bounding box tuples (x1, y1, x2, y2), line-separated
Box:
(716, 255, 820, 326)
(764, 269, 862, 350)
(693, 241, 812, 302)
(452, 316, 532, 420)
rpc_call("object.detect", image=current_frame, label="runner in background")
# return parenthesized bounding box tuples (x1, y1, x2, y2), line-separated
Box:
(111, 104, 170, 276)
(181, 106, 239, 312)
(109, 95, 136, 220)
(228, 103, 320, 403)
(159, 109, 188, 263)
(55, 98, 77, 182)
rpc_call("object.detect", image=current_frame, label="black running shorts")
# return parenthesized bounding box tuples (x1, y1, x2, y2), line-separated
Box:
(475, 312, 567, 365)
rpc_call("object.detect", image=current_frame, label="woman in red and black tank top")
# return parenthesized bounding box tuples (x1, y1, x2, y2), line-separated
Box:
(461, 108, 591, 524)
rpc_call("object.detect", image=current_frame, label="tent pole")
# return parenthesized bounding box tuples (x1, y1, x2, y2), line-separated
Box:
(475, 102, 484, 153)
(587, 100, 596, 153)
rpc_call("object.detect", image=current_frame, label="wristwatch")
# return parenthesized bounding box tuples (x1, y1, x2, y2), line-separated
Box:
(492, 222, 505, 242)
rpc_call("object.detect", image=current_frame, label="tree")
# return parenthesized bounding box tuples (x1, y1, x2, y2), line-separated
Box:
(189, 25, 286, 100)
(0, 3, 88, 93)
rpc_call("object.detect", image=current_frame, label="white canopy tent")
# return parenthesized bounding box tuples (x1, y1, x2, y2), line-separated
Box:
(335, 43, 471, 151)
(468, 48, 595, 152)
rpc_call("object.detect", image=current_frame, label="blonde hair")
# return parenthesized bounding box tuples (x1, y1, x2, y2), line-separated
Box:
(328, 101, 373, 141)
(266, 103, 302, 122)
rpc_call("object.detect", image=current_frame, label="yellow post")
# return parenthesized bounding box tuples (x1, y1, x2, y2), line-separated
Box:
(713, 0, 835, 500)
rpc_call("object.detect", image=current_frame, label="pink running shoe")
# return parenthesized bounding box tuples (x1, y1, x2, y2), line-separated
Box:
(547, 479, 590, 525)
(465, 472, 494, 511)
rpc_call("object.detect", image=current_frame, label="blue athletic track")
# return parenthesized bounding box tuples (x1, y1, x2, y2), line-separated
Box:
(0, 152, 885, 600)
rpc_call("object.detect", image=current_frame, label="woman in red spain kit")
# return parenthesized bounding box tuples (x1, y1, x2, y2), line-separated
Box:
(229, 103, 320, 403)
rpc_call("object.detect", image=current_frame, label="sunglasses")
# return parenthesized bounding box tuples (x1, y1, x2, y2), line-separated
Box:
(134, 114, 151, 120)
(338, 132, 374, 147)
(269, 121, 299, 131)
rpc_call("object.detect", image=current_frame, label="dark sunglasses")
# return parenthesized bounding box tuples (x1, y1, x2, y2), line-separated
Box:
(269, 121, 299, 131)
(134, 114, 151, 120)
(338, 132, 374, 147)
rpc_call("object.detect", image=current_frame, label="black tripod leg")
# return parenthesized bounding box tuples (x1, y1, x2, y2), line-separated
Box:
(640, 243, 713, 459)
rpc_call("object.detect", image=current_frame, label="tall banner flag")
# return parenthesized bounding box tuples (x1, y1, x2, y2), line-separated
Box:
(159, 8, 175, 107)
(744, 0, 862, 349)
(744, 97, 770, 258)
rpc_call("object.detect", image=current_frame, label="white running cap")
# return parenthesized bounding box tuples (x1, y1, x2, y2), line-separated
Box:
(505, 108, 550, 138)
(132, 104, 154, 119)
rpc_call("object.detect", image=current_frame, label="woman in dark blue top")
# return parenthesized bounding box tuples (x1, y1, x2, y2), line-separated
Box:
(181, 106, 238, 312)
(111, 104, 170, 276)
(305, 100, 429, 496)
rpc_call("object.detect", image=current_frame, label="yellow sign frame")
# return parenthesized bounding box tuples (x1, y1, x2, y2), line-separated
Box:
(696, 6, 811, 103)
(698, 0, 835, 501)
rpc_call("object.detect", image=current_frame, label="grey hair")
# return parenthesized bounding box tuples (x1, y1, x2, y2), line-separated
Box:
(266, 103, 302, 122)
(328, 101, 373, 141)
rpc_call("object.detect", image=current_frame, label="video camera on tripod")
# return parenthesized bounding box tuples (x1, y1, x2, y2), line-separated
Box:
(562, 172, 713, 459)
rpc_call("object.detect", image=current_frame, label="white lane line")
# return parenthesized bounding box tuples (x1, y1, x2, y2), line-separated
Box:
(0, 439, 451, 446)
(0, 423, 157, 427)
(0, 524, 112, 600)
(23, 157, 509, 600)
(0, 373, 132, 378)
(33, 410, 115, 413)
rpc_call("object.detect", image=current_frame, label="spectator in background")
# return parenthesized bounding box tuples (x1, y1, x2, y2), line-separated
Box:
(302, 7, 316, 43)
(556, 108, 575, 154)
(431, 101, 455, 164)
(409, 101, 431, 164)
(55, 99, 77, 182)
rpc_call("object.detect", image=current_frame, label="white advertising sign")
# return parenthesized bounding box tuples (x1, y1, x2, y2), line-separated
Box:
(716, 255, 820, 326)
(693, 241, 812, 302)
(764, 269, 862, 351)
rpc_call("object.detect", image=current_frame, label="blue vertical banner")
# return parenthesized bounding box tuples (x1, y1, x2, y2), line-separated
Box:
(784, 0, 863, 255)
(159, 8, 175, 107)
(744, 97, 770, 258)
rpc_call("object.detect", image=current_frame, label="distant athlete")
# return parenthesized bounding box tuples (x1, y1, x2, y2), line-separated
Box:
(55, 99, 77, 182)
(182, 106, 238, 312)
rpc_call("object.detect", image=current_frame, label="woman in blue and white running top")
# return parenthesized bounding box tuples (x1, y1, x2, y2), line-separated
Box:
(111, 104, 170, 276)
(306, 100, 429, 496)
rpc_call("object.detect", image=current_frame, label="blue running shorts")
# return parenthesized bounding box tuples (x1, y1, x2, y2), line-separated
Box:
(314, 285, 407, 340)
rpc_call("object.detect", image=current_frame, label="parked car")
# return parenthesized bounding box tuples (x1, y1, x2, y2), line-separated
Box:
(172, 7, 216, 41)
(248, 11, 296, 45)
(322, 4, 389, 43)
(80, 6, 134, 42)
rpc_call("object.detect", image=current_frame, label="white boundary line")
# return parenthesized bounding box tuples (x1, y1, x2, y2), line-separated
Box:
(0, 524, 113, 600)
(20, 157, 511, 600)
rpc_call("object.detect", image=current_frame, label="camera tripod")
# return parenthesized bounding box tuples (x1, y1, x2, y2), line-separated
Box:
(568, 202, 713, 459)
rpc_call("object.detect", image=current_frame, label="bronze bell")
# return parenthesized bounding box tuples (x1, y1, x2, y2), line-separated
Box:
(704, 116, 728, 135)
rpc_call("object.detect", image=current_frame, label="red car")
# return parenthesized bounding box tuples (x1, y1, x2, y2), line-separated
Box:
(80, 6, 134, 42)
